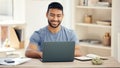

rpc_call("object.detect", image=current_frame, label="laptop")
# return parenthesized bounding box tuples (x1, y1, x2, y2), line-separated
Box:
(40, 42, 75, 62)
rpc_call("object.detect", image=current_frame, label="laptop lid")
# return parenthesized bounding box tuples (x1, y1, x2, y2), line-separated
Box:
(41, 42, 75, 62)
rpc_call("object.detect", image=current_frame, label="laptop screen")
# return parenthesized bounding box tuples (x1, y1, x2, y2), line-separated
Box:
(41, 42, 75, 62)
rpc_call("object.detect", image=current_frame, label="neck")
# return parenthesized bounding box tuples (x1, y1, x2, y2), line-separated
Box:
(48, 25, 61, 34)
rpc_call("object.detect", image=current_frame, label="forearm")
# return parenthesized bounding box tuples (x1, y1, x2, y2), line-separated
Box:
(74, 45, 82, 57)
(75, 49, 82, 57)
(25, 49, 42, 58)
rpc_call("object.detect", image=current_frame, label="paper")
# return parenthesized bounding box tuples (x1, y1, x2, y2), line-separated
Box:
(0, 57, 31, 65)
(0, 47, 15, 52)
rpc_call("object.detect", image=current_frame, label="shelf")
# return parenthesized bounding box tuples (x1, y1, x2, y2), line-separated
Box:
(75, 23, 111, 28)
(79, 42, 111, 50)
(0, 20, 25, 25)
(76, 6, 112, 10)
(0, 15, 13, 21)
(74, 0, 112, 56)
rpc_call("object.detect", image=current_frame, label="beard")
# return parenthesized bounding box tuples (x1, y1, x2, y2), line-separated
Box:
(48, 20, 61, 28)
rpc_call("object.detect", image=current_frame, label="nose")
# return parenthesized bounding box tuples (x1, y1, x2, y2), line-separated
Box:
(53, 16, 58, 21)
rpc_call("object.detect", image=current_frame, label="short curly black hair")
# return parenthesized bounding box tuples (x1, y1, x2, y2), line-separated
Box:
(47, 2, 63, 13)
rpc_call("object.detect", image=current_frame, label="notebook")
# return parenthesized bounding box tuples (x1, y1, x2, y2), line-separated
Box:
(40, 42, 75, 62)
(74, 54, 108, 61)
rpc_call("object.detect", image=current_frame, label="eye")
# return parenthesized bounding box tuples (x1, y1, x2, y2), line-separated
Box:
(57, 15, 62, 17)
(50, 14, 55, 17)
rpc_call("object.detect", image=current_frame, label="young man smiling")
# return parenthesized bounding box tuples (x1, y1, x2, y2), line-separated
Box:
(25, 2, 82, 58)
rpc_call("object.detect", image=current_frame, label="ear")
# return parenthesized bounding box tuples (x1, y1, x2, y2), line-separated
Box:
(62, 14, 64, 17)
(61, 14, 64, 19)
(46, 12, 48, 18)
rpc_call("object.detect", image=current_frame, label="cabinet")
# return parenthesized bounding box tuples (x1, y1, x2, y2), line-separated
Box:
(0, 21, 26, 49)
(73, 0, 112, 56)
(0, 0, 25, 49)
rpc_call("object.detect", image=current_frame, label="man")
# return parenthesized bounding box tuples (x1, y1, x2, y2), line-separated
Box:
(25, 2, 82, 58)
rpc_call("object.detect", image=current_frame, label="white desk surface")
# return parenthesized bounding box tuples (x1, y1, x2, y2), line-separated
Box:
(0, 57, 120, 68)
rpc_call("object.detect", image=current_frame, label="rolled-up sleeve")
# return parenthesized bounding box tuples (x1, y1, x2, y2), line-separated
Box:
(30, 31, 41, 46)
(70, 31, 79, 45)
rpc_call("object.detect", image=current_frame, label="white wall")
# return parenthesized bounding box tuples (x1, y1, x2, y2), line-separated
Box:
(13, 0, 25, 21)
(118, 33, 120, 62)
(0, 0, 25, 22)
(25, 0, 72, 40)
(61, 0, 73, 29)
(112, 0, 120, 62)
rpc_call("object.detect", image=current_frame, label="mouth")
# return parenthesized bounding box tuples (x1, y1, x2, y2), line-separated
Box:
(51, 23, 58, 27)
(48, 20, 61, 28)
(51, 21, 59, 26)
(51, 20, 59, 23)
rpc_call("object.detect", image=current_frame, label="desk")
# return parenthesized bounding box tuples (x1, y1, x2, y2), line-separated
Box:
(0, 57, 120, 68)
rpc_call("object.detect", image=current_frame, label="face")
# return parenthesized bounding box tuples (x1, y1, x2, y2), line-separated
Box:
(46, 9, 64, 28)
